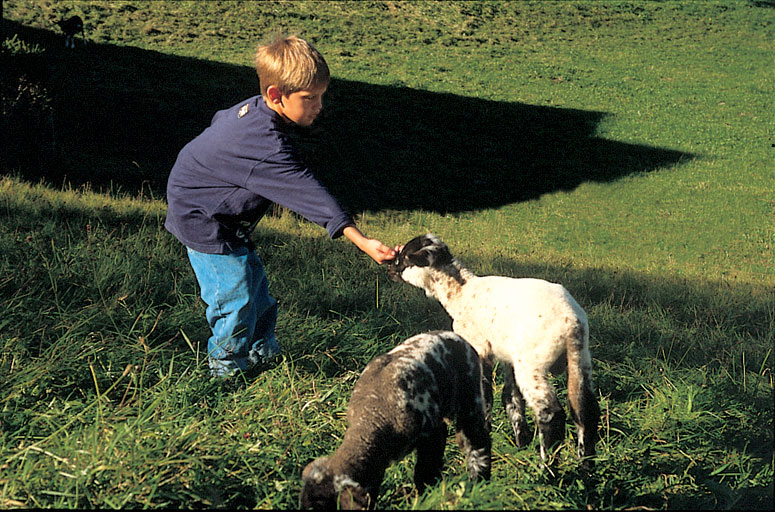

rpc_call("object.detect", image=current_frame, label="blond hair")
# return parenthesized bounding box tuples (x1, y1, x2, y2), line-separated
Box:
(255, 35, 330, 96)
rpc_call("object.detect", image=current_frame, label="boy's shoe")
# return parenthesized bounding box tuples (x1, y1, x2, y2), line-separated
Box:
(208, 358, 240, 379)
(209, 372, 248, 392)
(244, 352, 283, 380)
(245, 338, 282, 376)
(208, 351, 283, 381)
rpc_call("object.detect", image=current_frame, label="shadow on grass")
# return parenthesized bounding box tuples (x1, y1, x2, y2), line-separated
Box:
(2, 208, 771, 509)
(3, 19, 693, 213)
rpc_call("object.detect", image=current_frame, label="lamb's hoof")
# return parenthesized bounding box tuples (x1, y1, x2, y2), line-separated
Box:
(512, 424, 531, 447)
(578, 452, 596, 471)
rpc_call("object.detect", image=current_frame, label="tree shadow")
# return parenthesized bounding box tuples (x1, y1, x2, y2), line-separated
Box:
(301, 82, 693, 213)
(3, 19, 694, 212)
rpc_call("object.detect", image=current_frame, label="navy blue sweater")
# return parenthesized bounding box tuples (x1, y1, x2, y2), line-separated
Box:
(165, 95, 353, 254)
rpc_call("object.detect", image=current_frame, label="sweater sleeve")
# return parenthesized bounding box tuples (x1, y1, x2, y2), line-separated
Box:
(243, 143, 353, 239)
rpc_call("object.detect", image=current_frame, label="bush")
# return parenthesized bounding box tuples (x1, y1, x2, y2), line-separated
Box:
(1, 34, 55, 174)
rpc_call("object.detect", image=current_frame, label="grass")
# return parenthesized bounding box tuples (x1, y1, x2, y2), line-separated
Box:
(1, 0, 773, 509)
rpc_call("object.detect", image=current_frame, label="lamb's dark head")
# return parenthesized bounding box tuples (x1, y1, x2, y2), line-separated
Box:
(57, 15, 83, 34)
(300, 457, 371, 510)
(387, 234, 454, 285)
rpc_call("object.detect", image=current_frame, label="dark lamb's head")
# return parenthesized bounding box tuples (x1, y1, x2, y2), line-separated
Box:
(300, 458, 371, 510)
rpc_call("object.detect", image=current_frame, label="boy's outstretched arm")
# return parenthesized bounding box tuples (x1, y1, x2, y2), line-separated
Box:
(342, 225, 397, 264)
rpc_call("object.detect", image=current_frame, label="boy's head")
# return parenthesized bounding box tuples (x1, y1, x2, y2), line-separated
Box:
(255, 35, 330, 97)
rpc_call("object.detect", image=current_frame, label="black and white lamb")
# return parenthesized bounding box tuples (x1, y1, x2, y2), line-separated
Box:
(56, 15, 86, 48)
(387, 234, 600, 466)
(300, 331, 491, 510)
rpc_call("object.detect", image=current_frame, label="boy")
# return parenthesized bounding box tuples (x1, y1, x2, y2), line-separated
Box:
(165, 35, 396, 378)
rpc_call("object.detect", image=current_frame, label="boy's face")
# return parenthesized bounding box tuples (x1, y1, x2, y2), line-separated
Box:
(268, 84, 327, 127)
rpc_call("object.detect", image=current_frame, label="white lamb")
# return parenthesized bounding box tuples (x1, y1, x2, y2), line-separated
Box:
(387, 234, 599, 465)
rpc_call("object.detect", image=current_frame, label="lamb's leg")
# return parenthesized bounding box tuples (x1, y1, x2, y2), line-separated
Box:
(480, 356, 495, 427)
(455, 413, 492, 481)
(502, 362, 530, 447)
(413, 424, 447, 492)
(567, 346, 600, 465)
(455, 362, 492, 481)
(516, 370, 565, 462)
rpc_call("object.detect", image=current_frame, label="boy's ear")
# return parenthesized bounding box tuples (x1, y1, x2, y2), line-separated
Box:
(265, 85, 284, 104)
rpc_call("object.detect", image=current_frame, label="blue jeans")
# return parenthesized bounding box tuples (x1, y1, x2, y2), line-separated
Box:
(187, 246, 281, 377)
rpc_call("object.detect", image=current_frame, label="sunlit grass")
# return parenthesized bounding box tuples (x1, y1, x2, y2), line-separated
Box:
(2, 0, 773, 509)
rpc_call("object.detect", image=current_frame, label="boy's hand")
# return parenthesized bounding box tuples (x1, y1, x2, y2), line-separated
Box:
(342, 225, 398, 264)
(361, 239, 398, 264)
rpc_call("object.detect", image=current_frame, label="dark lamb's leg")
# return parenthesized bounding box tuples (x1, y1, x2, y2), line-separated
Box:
(455, 417, 492, 481)
(480, 357, 495, 427)
(455, 369, 492, 480)
(413, 424, 447, 492)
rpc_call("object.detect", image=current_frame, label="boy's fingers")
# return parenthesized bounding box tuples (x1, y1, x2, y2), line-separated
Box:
(374, 245, 397, 264)
(364, 239, 398, 264)
(383, 245, 398, 258)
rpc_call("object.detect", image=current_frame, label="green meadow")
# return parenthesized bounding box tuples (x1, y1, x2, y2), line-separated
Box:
(1, 0, 773, 509)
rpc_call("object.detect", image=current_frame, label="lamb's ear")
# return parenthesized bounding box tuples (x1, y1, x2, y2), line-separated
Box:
(406, 247, 434, 267)
(408, 244, 453, 268)
(337, 480, 371, 510)
(302, 457, 330, 483)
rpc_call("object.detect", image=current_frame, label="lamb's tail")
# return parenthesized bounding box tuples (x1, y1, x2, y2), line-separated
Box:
(565, 319, 599, 463)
